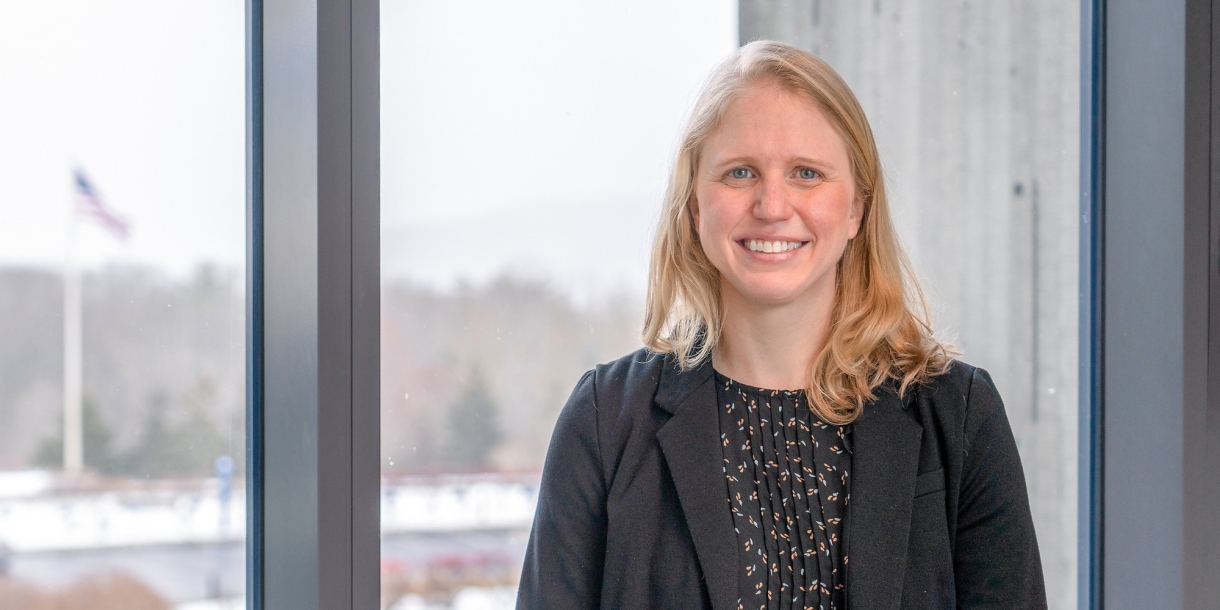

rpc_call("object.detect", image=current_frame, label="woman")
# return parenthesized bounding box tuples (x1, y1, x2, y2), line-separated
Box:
(517, 41, 1045, 610)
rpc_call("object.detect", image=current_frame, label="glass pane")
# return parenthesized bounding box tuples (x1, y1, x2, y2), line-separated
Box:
(741, 2, 1080, 607)
(0, 2, 246, 609)
(382, 2, 1079, 609)
(380, 1, 736, 607)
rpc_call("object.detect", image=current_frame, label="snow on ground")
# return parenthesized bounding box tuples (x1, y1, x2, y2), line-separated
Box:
(0, 472, 538, 553)
(389, 587, 518, 610)
(0, 485, 244, 552)
(381, 478, 536, 534)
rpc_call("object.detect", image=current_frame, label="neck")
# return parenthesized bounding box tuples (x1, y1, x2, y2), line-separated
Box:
(712, 281, 835, 391)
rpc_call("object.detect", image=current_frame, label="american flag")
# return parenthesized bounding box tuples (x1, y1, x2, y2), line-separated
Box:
(73, 169, 130, 241)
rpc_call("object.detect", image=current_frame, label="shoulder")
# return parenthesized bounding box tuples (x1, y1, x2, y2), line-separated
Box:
(556, 348, 670, 429)
(912, 359, 1010, 445)
(920, 358, 974, 398)
(568, 348, 668, 429)
(576, 347, 667, 409)
(547, 351, 665, 474)
(917, 359, 1001, 414)
(562, 347, 663, 397)
(916, 359, 1017, 466)
(555, 349, 675, 476)
(590, 347, 668, 389)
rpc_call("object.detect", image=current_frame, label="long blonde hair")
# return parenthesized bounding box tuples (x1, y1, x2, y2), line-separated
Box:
(643, 40, 953, 424)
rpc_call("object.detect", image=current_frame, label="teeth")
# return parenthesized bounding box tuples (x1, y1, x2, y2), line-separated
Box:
(746, 240, 803, 253)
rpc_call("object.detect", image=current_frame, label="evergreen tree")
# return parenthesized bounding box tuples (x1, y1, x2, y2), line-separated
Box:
(116, 382, 227, 478)
(32, 394, 115, 472)
(441, 367, 504, 470)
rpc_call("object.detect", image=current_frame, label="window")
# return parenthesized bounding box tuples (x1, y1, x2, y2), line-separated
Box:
(380, 1, 1079, 609)
(13, 2, 1213, 608)
(0, 2, 246, 608)
(379, 1, 736, 607)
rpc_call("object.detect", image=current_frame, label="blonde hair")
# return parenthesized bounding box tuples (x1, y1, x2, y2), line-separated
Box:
(643, 40, 953, 424)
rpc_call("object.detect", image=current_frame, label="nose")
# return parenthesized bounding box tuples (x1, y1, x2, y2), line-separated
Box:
(752, 176, 792, 222)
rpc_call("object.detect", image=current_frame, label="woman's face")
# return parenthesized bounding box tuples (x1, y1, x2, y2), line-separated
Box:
(691, 81, 863, 308)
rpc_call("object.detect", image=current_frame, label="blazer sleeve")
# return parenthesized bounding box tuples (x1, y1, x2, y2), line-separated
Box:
(954, 367, 1048, 608)
(517, 370, 607, 609)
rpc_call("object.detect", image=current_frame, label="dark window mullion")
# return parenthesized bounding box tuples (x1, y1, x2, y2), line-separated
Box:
(249, 1, 378, 608)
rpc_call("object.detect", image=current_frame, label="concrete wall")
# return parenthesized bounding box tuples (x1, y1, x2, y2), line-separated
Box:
(739, 2, 1080, 608)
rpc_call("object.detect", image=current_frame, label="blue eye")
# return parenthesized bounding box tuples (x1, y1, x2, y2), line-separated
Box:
(797, 168, 819, 180)
(729, 168, 752, 180)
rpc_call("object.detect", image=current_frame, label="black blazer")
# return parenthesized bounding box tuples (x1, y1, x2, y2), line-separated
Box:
(517, 349, 1046, 609)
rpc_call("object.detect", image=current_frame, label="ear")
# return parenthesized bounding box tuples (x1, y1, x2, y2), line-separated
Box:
(846, 193, 865, 240)
(687, 196, 701, 233)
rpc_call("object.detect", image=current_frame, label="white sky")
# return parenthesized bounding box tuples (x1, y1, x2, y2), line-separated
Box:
(381, 0, 737, 299)
(0, 1, 246, 277)
(0, 0, 737, 298)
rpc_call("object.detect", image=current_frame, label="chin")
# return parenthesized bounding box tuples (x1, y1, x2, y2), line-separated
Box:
(721, 264, 836, 307)
(733, 280, 810, 306)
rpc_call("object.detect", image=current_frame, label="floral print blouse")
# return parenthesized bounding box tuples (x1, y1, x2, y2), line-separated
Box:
(715, 371, 852, 610)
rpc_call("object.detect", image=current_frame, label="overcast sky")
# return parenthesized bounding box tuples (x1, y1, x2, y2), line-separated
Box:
(0, 0, 736, 300)
(0, 1, 245, 277)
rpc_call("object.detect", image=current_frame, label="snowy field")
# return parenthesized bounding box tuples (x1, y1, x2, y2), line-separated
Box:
(0, 471, 537, 553)
(0, 471, 537, 609)
(173, 586, 517, 610)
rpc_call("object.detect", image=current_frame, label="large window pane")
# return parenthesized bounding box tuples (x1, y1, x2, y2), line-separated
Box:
(379, 1, 736, 607)
(381, 2, 1080, 609)
(0, 2, 246, 609)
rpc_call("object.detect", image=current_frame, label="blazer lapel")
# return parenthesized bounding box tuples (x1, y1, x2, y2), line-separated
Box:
(654, 357, 737, 610)
(846, 387, 924, 610)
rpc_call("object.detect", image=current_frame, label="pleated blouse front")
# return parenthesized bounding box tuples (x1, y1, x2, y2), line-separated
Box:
(714, 371, 852, 610)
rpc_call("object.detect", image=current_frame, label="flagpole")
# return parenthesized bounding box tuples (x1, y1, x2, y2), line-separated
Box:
(63, 193, 83, 474)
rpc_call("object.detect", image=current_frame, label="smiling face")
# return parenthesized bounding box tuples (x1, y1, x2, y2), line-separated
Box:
(691, 80, 863, 310)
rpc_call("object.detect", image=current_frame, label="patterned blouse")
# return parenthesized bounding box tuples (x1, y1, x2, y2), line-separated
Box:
(715, 371, 852, 610)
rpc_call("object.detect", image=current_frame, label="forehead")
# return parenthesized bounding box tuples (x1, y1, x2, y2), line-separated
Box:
(703, 81, 847, 162)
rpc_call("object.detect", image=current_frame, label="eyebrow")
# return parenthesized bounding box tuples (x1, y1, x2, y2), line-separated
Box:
(708, 155, 833, 169)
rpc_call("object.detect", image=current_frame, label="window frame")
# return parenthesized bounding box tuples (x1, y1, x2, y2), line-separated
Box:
(246, 0, 380, 608)
(243, 0, 1220, 608)
(1083, 0, 1220, 607)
